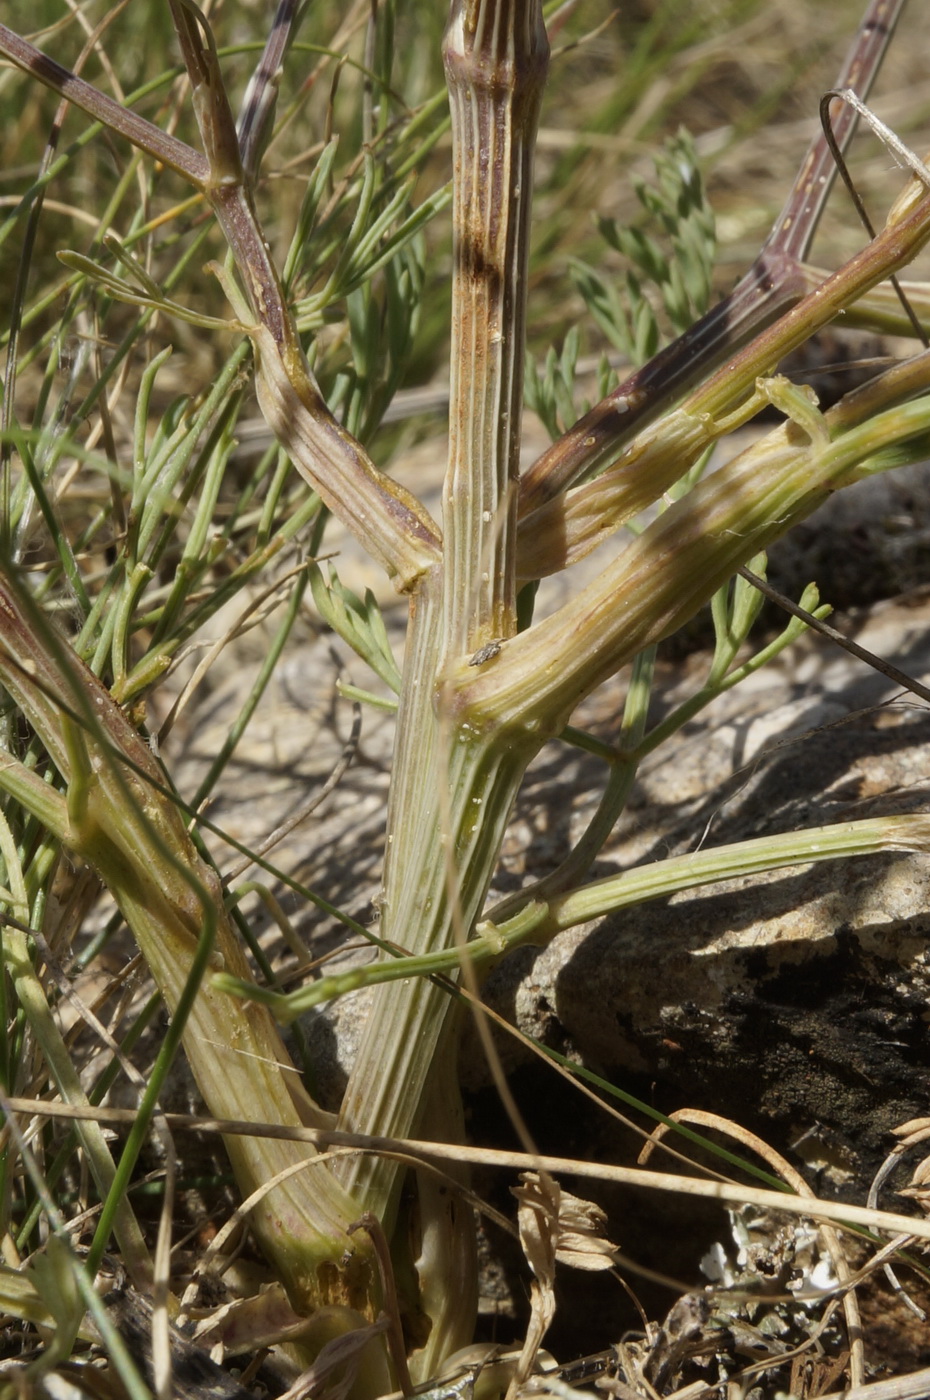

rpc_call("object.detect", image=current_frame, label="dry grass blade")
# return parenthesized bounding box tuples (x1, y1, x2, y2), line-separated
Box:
(8, 1095, 930, 1245)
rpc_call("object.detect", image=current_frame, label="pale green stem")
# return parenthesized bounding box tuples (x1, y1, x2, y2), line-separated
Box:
(838, 272, 930, 337)
(332, 580, 534, 1382)
(0, 23, 209, 186)
(680, 188, 930, 425)
(516, 391, 757, 581)
(220, 810, 930, 1012)
(333, 582, 535, 1220)
(519, 340, 930, 585)
(331, 20, 550, 1370)
(247, 313, 440, 593)
(516, 0, 909, 513)
(523, 812, 930, 939)
(0, 16, 440, 595)
(168, 0, 442, 591)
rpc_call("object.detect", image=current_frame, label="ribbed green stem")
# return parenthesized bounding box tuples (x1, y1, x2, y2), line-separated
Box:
(334, 578, 534, 1221)
(333, 575, 536, 1379)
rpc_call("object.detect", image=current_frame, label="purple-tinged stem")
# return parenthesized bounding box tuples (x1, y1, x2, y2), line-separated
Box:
(517, 0, 905, 515)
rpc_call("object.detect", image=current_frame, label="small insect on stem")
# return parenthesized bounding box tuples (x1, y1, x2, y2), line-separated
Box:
(468, 640, 503, 666)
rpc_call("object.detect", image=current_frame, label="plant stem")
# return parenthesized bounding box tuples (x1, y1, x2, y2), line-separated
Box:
(0, 568, 379, 1319)
(441, 0, 549, 655)
(461, 375, 930, 736)
(0, 15, 440, 593)
(329, 4, 548, 1370)
(517, 0, 905, 512)
(335, 0, 547, 1174)
(0, 23, 209, 186)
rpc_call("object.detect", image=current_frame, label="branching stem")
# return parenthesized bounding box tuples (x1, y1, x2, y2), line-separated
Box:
(517, 0, 906, 512)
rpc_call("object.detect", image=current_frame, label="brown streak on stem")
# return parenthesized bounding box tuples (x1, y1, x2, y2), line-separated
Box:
(442, 0, 549, 653)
